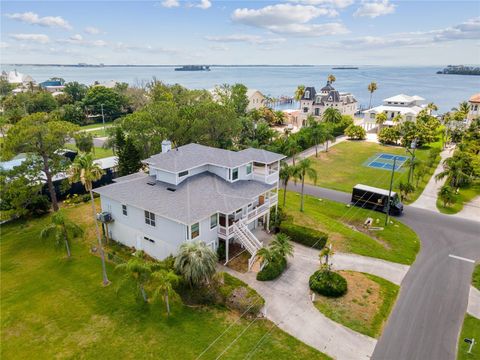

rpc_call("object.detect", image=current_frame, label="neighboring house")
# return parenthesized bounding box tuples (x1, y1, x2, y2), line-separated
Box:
(299, 81, 358, 124)
(39, 80, 65, 93)
(2, 70, 34, 85)
(93, 80, 118, 89)
(362, 94, 428, 130)
(94, 141, 285, 270)
(282, 109, 301, 129)
(467, 93, 480, 123)
(246, 89, 266, 111)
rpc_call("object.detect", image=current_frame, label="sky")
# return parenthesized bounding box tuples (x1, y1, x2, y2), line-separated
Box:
(1, 0, 479, 65)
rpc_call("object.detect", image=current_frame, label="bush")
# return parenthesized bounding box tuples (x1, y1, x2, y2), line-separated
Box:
(344, 124, 367, 140)
(279, 222, 328, 249)
(82, 194, 91, 203)
(256, 255, 287, 281)
(217, 241, 226, 262)
(378, 127, 400, 145)
(226, 286, 264, 316)
(309, 270, 347, 297)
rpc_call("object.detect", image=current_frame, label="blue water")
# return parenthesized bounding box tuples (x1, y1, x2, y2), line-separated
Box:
(2, 65, 479, 112)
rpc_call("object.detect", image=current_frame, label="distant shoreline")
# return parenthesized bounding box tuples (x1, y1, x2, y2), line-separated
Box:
(2, 64, 318, 68)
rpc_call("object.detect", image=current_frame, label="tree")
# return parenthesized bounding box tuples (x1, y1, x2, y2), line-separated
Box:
(427, 102, 438, 113)
(4, 113, 78, 212)
(27, 91, 58, 113)
(375, 113, 387, 135)
(115, 255, 152, 303)
(319, 245, 334, 266)
(74, 132, 94, 153)
(213, 83, 249, 116)
(294, 158, 317, 212)
(294, 85, 305, 101)
(322, 107, 342, 124)
(174, 241, 217, 288)
(280, 162, 295, 206)
(257, 246, 278, 267)
(118, 137, 143, 176)
(59, 103, 86, 125)
(458, 101, 471, 119)
(307, 117, 326, 157)
(270, 233, 294, 258)
(69, 153, 109, 285)
(83, 86, 126, 120)
(64, 82, 88, 102)
(327, 74, 336, 84)
(152, 269, 180, 316)
(323, 124, 335, 152)
(40, 210, 83, 257)
(367, 82, 377, 109)
(284, 137, 302, 165)
(435, 151, 474, 187)
(344, 124, 366, 140)
(438, 185, 455, 208)
(398, 181, 415, 201)
(414, 164, 427, 187)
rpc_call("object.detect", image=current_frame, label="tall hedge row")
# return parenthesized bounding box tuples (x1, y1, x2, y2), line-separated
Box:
(279, 222, 328, 249)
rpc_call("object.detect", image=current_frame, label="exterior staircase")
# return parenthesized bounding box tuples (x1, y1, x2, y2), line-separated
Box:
(232, 220, 263, 271)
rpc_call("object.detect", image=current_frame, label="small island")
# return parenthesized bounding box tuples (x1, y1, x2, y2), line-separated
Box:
(174, 65, 211, 71)
(437, 65, 480, 76)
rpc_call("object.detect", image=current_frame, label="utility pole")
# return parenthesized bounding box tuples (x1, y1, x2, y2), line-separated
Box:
(100, 103, 105, 136)
(406, 139, 417, 184)
(385, 156, 397, 227)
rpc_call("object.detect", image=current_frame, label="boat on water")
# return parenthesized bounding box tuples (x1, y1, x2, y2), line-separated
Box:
(174, 65, 211, 71)
(332, 66, 359, 70)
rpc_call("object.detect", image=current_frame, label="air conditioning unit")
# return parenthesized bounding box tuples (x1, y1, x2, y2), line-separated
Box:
(96, 211, 112, 223)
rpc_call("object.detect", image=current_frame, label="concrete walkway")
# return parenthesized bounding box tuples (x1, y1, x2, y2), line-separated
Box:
(455, 196, 480, 222)
(467, 286, 480, 319)
(223, 243, 410, 360)
(410, 146, 454, 212)
(285, 135, 347, 165)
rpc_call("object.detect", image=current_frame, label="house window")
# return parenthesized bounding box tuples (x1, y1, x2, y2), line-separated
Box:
(246, 163, 252, 175)
(210, 214, 218, 229)
(303, 107, 309, 113)
(370, 113, 376, 119)
(314, 108, 320, 116)
(232, 168, 238, 181)
(144, 210, 156, 227)
(191, 222, 200, 239)
(122, 204, 127, 216)
(144, 236, 155, 243)
(179, 170, 189, 177)
(304, 90, 310, 98)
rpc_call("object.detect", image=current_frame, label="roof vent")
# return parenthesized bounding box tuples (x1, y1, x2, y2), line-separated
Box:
(166, 187, 176, 192)
(162, 140, 172, 153)
(147, 180, 156, 186)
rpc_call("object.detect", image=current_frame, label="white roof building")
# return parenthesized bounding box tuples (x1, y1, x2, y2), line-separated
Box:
(3, 70, 34, 85)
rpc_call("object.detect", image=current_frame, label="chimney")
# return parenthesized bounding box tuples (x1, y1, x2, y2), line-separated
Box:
(162, 140, 172, 153)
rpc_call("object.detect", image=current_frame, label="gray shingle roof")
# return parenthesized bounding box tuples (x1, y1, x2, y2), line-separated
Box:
(144, 143, 285, 173)
(94, 172, 275, 225)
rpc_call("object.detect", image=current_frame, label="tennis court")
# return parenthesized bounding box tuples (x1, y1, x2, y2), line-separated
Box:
(366, 153, 408, 171)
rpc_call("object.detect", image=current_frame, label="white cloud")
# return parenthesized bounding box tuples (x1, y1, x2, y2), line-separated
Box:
(6, 12, 72, 30)
(196, 0, 212, 9)
(205, 34, 286, 44)
(85, 26, 101, 35)
(9, 33, 50, 44)
(354, 0, 396, 18)
(293, 0, 354, 9)
(232, 4, 337, 28)
(268, 22, 349, 36)
(58, 35, 107, 47)
(432, 17, 480, 41)
(209, 44, 229, 51)
(160, 0, 180, 8)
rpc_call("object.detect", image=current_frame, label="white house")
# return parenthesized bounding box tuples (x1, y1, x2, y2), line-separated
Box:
(94, 141, 285, 270)
(467, 93, 480, 124)
(246, 89, 266, 111)
(363, 94, 427, 130)
(2, 70, 34, 85)
(299, 81, 358, 124)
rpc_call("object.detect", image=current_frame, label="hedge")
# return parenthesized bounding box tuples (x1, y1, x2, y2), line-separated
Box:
(309, 270, 347, 297)
(256, 256, 287, 281)
(279, 222, 328, 249)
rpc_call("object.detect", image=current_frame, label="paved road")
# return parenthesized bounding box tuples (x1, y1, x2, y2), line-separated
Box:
(287, 182, 480, 360)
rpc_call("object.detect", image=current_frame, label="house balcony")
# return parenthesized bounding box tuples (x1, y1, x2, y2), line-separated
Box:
(253, 166, 279, 185)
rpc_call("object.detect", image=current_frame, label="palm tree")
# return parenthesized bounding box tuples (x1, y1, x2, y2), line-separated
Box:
(319, 245, 334, 266)
(280, 162, 295, 206)
(367, 82, 377, 109)
(257, 246, 278, 267)
(398, 181, 415, 201)
(284, 137, 302, 165)
(322, 107, 342, 124)
(293, 158, 318, 212)
(327, 74, 336, 84)
(174, 241, 217, 288)
(294, 85, 305, 101)
(435, 155, 472, 187)
(375, 113, 387, 135)
(458, 101, 471, 118)
(427, 102, 438, 113)
(270, 233, 294, 258)
(324, 125, 335, 152)
(308, 117, 326, 157)
(438, 185, 455, 208)
(152, 269, 180, 316)
(115, 255, 152, 303)
(69, 153, 109, 285)
(40, 210, 84, 257)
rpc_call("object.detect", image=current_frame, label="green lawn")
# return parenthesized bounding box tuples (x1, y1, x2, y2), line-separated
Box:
(457, 315, 480, 360)
(306, 140, 441, 204)
(65, 143, 115, 159)
(313, 271, 399, 338)
(472, 265, 480, 291)
(79, 122, 114, 130)
(436, 182, 480, 215)
(282, 191, 420, 265)
(1, 203, 329, 360)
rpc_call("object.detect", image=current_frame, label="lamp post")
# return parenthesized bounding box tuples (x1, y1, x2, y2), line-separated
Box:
(100, 103, 106, 136)
(385, 156, 397, 227)
(406, 138, 417, 184)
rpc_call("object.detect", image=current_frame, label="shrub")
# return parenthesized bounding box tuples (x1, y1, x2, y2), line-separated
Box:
(279, 222, 328, 249)
(82, 194, 91, 203)
(256, 255, 287, 281)
(378, 127, 400, 145)
(344, 124, 367, 140)
(226, 286, 264, 316)
(309, 270, 347, 297)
